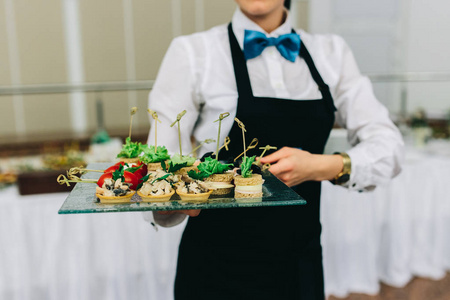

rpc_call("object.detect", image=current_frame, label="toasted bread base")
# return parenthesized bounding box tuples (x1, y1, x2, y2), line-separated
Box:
(234, 174, 263, 198)
(234, 191, 263, 198)
(205, 173, 234, 195)
(234, 174, 263, 186)
(120, 158, 140, 164)
(146, 161, 166, 171)
(174, 166, 198, 175)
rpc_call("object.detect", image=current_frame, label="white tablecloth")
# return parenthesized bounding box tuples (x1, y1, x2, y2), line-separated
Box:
(1, 143, 450, 299)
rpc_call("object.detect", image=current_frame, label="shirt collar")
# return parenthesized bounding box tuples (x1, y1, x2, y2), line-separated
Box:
(231, 7, 293, 50)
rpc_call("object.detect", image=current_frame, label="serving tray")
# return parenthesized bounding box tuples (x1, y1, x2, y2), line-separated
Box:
(58, 163, 306, 214)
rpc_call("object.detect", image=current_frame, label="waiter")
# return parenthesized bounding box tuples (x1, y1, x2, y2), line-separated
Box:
(145, 0, 404, 299)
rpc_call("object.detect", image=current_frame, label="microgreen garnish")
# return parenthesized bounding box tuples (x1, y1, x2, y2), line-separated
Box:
(112, 164, 125, 182)
(151, 173, 171, 184)
(241, 156, 255, 178)
(188, 157, 232, 180)
(137, 173, 150, 190)
(162, 159, 188, 174)
(126, 164, 143, 174)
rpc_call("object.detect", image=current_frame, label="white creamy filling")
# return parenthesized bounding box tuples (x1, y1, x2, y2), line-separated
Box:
(209, 181, 234, 189)
(235, 184, 263, 194)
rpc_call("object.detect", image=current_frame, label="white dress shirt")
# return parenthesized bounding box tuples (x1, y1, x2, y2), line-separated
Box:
(147, 8, 404, 198)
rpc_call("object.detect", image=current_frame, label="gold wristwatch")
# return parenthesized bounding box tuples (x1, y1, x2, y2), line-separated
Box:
(331, 152, 351, 185)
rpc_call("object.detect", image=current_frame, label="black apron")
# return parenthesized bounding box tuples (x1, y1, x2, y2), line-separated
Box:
(174, 24, 336, 300)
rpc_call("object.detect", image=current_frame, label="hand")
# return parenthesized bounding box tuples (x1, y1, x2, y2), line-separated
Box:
(259, 147, 343, 187)
(157, 209, 201, 217)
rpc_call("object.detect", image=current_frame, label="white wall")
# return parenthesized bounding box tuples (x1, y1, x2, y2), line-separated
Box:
(309, 0, 450, 117)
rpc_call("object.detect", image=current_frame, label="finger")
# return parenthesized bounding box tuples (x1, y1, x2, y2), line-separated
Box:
(267, 158, 294, 176)
(156, 211, 174, 215)
(259, 147, 293, 164)
(184, 209, 201, 217)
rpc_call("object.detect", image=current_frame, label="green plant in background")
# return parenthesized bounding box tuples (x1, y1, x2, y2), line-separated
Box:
(410, 108, 428, 128)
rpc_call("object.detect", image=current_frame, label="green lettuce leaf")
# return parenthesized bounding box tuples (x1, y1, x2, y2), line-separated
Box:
(170, 154, 196, 167)
(162, 160, 187, 174)
(241, 156, 255, 178)
(188, 157, 233, 180)
(116, 137, 145, 158)
(140, 145, 170, 163)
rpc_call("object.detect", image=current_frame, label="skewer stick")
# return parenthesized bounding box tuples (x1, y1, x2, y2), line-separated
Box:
(234, 138, 258, 162)
(129, 107, 138, 139)
(189, 139, 215, 156)
(170, 110, 187, 156)
(234, 118, 247, 160)
(213, 112, 230, 160)
(259, 145, 277, 160)
(57, 174, 97, 187)
(68, 167, 104, 177)
(148, 109, 162, 153)
(212, 137, 231, 156)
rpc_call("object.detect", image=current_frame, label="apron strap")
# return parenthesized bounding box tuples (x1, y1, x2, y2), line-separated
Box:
(228, 23, 254, 99)
(228, 23, 337, 112)
(293, 29, 337, 113)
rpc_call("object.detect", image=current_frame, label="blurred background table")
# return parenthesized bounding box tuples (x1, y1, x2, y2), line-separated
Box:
(1, 140, 450, 299)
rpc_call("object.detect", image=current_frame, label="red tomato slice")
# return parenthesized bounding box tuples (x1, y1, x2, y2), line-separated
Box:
(123, 171, 139, 189)
(97, 171, 138, 190)
(104, 165, 120, 174)
(97, 172, 113, 187)
(113, 162, 147, 178)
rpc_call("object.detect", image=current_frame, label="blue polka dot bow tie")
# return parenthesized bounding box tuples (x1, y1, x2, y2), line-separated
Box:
(243, 29, 301, 62)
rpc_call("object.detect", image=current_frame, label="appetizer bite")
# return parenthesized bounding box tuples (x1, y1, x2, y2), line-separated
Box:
(137, 169, 177, 202)
(140, 145, 170, 171)
(174, 175, 213, 202)
(144, 109, 171, 171)
(170, 153, 198, 175)
(234, 156, 264, 198)
(95, 165, 138, 203)
(117, 107, 147, 163)
(58, 164, 139, 204)
(188, 157, 234, 195)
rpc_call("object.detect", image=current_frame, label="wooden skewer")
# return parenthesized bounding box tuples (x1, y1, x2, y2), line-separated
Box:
(234, 138, 258, 162)
(170, 110, 187, 156)
(212, 136, 231, 156)
(57, 174, 97, 187)
(189, 139, 215, 156)
(259, 145, 277, 159)
(234, 117, 247, 160)
(213, 112, 230, 160)
(129, 107, 138, 139)
(148, 109, 162, 153)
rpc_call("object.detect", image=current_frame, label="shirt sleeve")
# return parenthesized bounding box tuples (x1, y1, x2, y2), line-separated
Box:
(147, 36, 202, 156)
(330, 35, 405, 191)
(146, 37, 202, 227)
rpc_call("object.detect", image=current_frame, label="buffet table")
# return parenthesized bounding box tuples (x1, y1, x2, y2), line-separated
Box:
(1, 142, 450, 299)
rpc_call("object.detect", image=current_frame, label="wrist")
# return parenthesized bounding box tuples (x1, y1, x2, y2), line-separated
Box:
(330, 152, 351, 185)
(312, 154, 344, 181)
